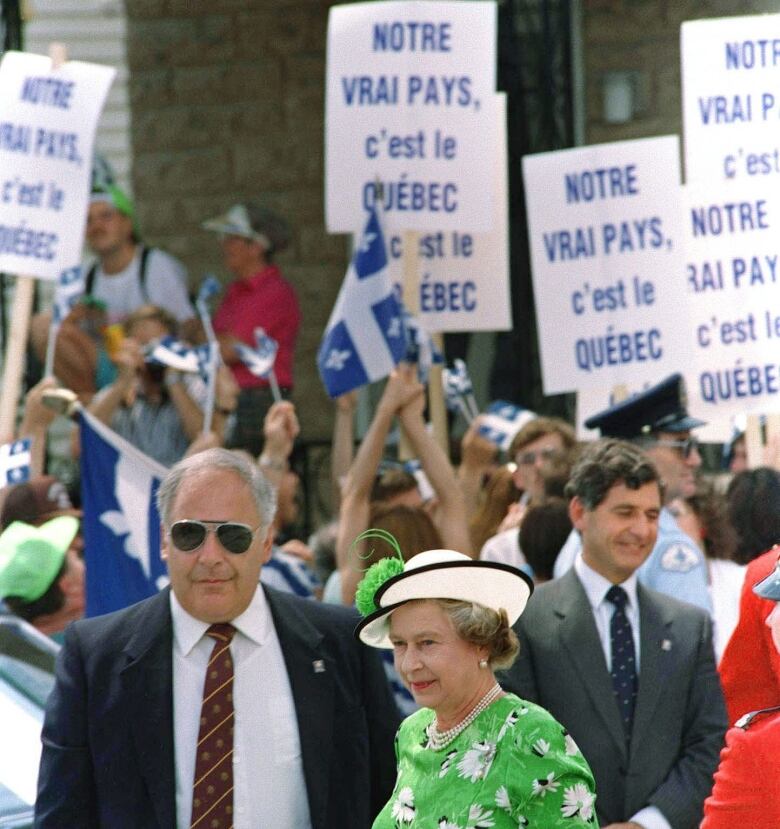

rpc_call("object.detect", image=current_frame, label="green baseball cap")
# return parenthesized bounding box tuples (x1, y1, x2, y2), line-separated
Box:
(90, 184, 135, 221)
(0, 516, 79, 602)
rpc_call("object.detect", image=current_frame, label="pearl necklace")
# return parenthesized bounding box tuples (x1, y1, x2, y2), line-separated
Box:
(426, 683, 502, 750)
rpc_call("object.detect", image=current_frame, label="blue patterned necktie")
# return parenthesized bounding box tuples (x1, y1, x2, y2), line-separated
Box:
(606, 585, 637, 739)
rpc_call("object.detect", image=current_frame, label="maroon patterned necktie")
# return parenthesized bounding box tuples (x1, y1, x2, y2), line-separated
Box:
(190, 623, 236, 829)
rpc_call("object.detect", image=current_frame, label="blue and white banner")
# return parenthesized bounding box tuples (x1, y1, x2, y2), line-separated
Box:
(317, 206, 405, 397)
(79, 411, 168, 617)
(0, 438, 31, 486)
(234, 327, 279, 378)
(52, 265, 85, 323)
(477, 401, 537, 452)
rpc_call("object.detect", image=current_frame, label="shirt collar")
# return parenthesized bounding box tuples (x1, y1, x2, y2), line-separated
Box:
(235, 264, 280, 291)
(170, 584, 272, 656)
(574, 553, 639, 613)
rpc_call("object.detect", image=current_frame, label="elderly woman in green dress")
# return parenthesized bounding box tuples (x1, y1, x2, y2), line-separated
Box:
(355, 545, 597, 828)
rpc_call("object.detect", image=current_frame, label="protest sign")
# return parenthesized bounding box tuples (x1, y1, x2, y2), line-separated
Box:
(387, 94, 510, 331)
(523, 135, 688, 395)
(682, 14, 780, 186)
(326, 0, 499, 233)
(0, 50, 114, 279)
(681, 180, 780, 438)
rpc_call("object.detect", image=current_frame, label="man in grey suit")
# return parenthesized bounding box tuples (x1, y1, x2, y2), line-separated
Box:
(503, 439, 727, 829)
(35, 448, 399, 828)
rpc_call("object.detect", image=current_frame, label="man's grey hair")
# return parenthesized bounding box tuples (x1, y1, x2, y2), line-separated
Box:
(156, 448, 277, 534)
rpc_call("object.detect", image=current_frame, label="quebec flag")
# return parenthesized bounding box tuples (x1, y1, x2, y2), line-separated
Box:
(317, 206, 405, 397)
(79, 411, 168, 617)
(477, 401, 538, 452)
(0, 439, 32, 486)
(52, 265, 85, 324)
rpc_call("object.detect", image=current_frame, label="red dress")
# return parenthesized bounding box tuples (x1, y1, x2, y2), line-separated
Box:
(719, 547, 780, 725)
(700, 708, 780, 828)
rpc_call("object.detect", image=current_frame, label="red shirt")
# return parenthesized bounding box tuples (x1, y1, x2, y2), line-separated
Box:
(719, 547, 780, 725)
(701, 711, 780, 828)
(212, 265, 300, 390)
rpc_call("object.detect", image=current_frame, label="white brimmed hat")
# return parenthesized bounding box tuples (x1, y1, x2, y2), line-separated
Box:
(355, 549, 534, 648)
(202, 203, 290, 253)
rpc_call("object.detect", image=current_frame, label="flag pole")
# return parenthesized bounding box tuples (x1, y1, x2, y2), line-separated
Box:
(196, 297, 219, 435)
(400, 229, 419, 461)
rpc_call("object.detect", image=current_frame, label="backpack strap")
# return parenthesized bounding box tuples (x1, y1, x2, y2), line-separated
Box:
(85, 245, 153, 301)
(84, 261, 98, 295)
(138, 244, 153, 303)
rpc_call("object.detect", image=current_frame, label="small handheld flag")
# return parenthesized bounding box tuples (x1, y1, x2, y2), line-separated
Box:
(0, 438, 32, 486)
(477, 401, 537, 452)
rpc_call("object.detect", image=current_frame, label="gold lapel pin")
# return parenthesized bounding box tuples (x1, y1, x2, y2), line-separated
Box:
(312, 659, 326, 673)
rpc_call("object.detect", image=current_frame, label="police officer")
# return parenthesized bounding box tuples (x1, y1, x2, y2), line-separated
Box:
(553, 373, 712, 613)
(701, 553, 780, 826)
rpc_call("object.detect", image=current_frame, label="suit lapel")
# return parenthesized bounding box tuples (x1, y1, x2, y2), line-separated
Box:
(120, 589, 176, 829)
(556, 571, 628, 758)
(265, 588, 335, 829)
(630, 585, 675, 757)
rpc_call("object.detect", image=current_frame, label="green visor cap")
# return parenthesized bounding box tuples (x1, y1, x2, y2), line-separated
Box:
(0, 516, 79, 602)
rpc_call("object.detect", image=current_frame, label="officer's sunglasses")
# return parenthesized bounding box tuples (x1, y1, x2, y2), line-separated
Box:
(169, 519, 261, 554)
(652, 437, 700, 459)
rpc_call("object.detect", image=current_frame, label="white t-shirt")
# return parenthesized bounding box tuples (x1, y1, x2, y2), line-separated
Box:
(90, 246, 194, 324)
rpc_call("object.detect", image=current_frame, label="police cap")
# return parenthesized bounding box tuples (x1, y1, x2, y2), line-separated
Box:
(584, 373, 706, 439)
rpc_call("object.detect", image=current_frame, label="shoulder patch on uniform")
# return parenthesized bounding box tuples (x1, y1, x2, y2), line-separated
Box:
(660, 543, 700, 573)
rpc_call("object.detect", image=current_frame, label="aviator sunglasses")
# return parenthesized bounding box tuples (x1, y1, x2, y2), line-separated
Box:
(169, 519, 262, 554)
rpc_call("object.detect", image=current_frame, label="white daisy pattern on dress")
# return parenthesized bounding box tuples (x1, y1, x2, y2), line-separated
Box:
(373, 694, 597, 829)
(560, 783, 595, 821)
(531, 772, 560, 798)
(494, 785, 511, 810)
(496, 710, 519, 743)
(563, 730, 580, 757)
(457, 741, 497, 782)
(391, 786, 416, 823)
(468, 803, 495, 827)
(439, 749, 458, 779)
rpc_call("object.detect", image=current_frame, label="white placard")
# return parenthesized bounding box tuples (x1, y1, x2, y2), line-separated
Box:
(0, 51, 115, 280)
(682, 14, 780, 185)
(682, 179, 780, 436)
(387, 93, 510, 332)
(523, 136, 688, 395)
(326, 0, 499, 233)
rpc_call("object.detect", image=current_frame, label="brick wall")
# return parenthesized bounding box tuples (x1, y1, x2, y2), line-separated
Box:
(583, 0, 778, 145)
(124, 0, 347, 442)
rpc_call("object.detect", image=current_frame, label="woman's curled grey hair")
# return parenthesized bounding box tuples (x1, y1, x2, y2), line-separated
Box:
(434, 599, 520, 671)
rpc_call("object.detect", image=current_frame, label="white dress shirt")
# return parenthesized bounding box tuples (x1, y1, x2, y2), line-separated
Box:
(573, 554, 671, 829)
(170, 588, 312, 829)
(574, 554, 641, 671)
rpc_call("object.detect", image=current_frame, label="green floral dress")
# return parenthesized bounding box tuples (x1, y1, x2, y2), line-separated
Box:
(372, 693, 597, 829)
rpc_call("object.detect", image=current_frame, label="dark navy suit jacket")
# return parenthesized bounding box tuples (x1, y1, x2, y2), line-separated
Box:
(34, 586, 399, 828)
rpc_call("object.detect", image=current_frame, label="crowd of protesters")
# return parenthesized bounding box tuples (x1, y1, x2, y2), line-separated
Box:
(1, 184, 780, 826)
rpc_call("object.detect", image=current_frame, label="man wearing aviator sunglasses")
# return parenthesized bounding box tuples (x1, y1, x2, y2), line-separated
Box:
(553, 373, 713, 614)
(36, 448, 399, 829)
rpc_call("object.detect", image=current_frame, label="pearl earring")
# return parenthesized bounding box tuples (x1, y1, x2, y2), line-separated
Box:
(479, 658, 488, 669)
